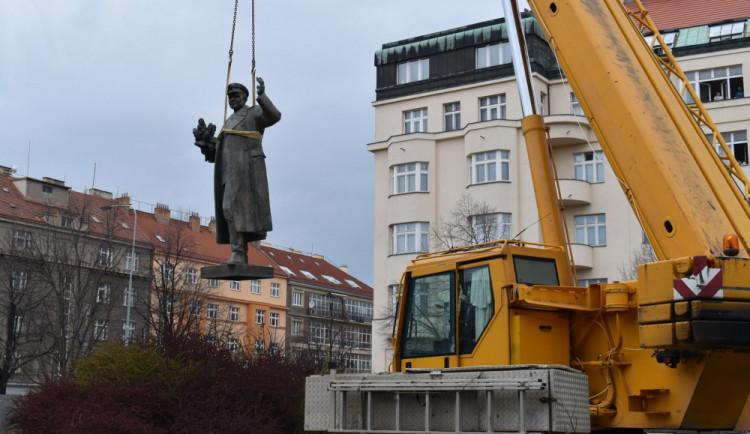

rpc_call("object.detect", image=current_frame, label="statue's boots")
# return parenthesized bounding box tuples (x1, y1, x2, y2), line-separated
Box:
(227, 226, 247, 265)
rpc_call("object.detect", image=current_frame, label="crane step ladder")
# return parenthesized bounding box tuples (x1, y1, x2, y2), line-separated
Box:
(305, 365, 590, 433)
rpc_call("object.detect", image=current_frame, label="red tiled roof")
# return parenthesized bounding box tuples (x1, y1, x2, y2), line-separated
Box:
(0, 173, 280, 273)
(260, 245, 373, 298)
(627, 0, 750, 31)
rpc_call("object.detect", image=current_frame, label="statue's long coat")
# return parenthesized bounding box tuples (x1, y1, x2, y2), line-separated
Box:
(210, 93, 281, 244)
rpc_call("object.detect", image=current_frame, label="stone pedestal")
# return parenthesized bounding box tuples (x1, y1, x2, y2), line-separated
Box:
(201, 264, 274, 281)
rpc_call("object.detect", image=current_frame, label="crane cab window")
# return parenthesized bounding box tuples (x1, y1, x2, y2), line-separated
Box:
(458, 265, 494, 355)
(401, 272, 455, 358)
(513, 255, 559, 286)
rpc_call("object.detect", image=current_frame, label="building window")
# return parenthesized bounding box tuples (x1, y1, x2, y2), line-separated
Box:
(392, 222, 429, 254)
(539, 92, 547, 116)
(12, 230, 31, 251)
(206, 303, 218, 319)
(444, 103, 461, 131)
(228, 338, 239, 353)
(60, 216, 73, 228)
(471, 213, 512, 242)
(684, 65, 744, 103)
(229, 307, 240, 322)
(254, 340, 265, 354)
(571, 93, 584, 115)
(574, 151, 605, 182)
(122, 322, 135, 340)
(470, 151, 509, 184)
(712, 130, 748, 165)
(11, 271, 27, 292)
(404, 108, 428, 133)
(208, 279, 219, 287)
(97, 246, 113, 267)
(96, 284, 111, 304)
(476, 42, 511, 68)
(479, 95, 506, 121)
(162, 264, 174, 281)
(709, 22, 745, 42)
(389, 284, 400, 316)
(397, 58, 429, 84)
(345, 299, 374, 322)
(251, 280, 260, 294)
(575, 214, 607, 246)
(392, 162, 428, 194)
(185, 268, 197, 284)
(270, 312, 279, 327)
(255, 309, 265, 325)
(94, 319, 108, 340)
(123, 288, 136, 307)
(644, 32, 677, 56)
(125, 251, 139, 272)
(292, 291, 303, 306)
(292, 319, 303, 336)
(269, 343, 280, 356)
(270, 283, 280, 297)
(344, 354, 372, 372)
(42, 184, 53, 194)
(230, 280, 240, 291)
(190, 300, 201, 316)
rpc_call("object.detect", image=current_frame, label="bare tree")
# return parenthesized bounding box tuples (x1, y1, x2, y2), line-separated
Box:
(0, 198, 130, 391)
(433, 194, 502, 250)
(619, 242, 658, 281)
(141, 224, 215, 343)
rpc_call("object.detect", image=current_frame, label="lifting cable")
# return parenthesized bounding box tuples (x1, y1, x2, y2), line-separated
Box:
(223, 0, 256, 128)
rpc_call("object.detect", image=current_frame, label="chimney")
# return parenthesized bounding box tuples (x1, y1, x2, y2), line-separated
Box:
(208, 217, 217, 235)
(313, 254, 325, 260)
(189, 212, 200, 232)
(115, 194, 131, 206)
(155, 203, 170, 224)
(339, 264, 349, 274)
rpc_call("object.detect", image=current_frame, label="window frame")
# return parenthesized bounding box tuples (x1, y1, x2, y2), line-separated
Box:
(292, 291, 303, 306)
(575, 214, 607, 247)
(269, 312, 279, 327)
(206, 303, 218, 319)
(573, 150, 605, 183)
(404, 108, 428, 134)
(471, 212, 512, 241)
(125, 251, 139, 272)
(392, 222, 430, 254)
(13, 230, 31, 252)
(230, 280, 240, 291)
(270, 282, 280, 297)
(229, 306, 240, 322)
(185, 267, 197, 284)
(444, 102, 461, 131)
(479, 95, 506, 121)
(397, 58, 429, 84)
(392, 162, 429, 195)
(713, 130, 749, 166)
(255, 309, 265, 325)
(94, 319, 108, 340)
(96, 283, 111, 304)
(292, 319, 303, 336)
(251, 280, 261, 294)
(470, 151, 510, 184)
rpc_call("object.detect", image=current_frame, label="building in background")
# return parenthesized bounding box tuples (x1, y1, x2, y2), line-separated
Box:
(368, 2, 750, 371)
(261, 244, 374, 372)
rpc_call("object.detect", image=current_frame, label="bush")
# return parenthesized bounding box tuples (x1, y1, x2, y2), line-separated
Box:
(8, 337, 319, 433)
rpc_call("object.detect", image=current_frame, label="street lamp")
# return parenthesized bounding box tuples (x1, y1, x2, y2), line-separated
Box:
(100, 204, 137, 345)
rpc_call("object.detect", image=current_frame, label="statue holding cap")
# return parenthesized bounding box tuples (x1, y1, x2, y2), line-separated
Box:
(193, 77, 281, 264)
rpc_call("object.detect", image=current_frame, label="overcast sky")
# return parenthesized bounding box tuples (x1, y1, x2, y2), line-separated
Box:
(1, 1, 513, 285)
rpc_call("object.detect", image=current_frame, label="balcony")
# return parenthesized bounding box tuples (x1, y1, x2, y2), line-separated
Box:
(570, 243, 594, 270)
(558, 179, 591, 206)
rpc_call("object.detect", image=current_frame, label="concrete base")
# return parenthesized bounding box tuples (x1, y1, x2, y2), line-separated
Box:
(201, 264, 274, 281)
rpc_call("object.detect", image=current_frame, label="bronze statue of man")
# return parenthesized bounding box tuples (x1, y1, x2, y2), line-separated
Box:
(193, 78, 281, 264)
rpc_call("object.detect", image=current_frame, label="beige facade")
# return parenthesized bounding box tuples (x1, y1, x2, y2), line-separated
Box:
(369, 18, 750, 371)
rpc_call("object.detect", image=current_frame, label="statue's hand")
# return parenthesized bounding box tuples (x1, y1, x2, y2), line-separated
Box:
(256, 77, 265, 97)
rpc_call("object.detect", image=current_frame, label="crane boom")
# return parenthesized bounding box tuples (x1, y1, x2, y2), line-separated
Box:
(528, 0, 750, 260)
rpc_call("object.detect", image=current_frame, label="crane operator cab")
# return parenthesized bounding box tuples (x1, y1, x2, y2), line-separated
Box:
(393, 240, 574, 372)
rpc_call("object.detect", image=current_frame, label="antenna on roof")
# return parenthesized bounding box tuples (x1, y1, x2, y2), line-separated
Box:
(26, 140, 30, 177)
(92, 162, 97, 189)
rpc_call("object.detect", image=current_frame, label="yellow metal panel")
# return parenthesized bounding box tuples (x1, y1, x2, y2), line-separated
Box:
(675, 321, 691, 342)
(638, 303, 672, 324)
(510, 309, 569, 365)
(639, 323, 674, 347)
(717, 257, 750, 301)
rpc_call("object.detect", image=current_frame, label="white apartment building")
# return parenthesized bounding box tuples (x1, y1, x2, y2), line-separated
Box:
(368, 5, 750, 371)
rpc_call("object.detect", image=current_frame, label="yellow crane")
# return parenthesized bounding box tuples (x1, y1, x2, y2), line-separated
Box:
(306, 0, 750, 431)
